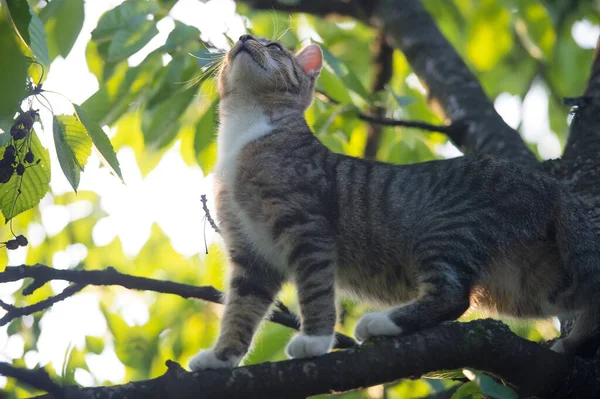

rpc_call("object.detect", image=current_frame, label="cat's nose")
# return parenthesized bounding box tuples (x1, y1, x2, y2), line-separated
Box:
(239, 34, 256, 43)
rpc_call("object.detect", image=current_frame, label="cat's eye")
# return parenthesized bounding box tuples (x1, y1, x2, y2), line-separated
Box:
(268, 43, 283, 51)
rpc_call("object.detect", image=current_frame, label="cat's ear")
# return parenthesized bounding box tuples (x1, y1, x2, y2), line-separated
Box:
(295, 44, 323, 78)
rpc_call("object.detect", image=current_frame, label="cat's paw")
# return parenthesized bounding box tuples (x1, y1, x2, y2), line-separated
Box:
(355, 312, 403, 343)
(285, 333, 335, 359)
(550, 339, 567, 353)
(189, 349, 241, 371)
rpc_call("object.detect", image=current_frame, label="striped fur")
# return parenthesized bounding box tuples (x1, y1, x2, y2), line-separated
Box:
(189, 36, 600, 371)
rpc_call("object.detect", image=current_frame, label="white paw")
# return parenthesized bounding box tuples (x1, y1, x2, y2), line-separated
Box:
(550, 339, 567, 353)
(189, 349, 241, 371)
(285, 333, 334, 359)
(354, 312, 403, 343)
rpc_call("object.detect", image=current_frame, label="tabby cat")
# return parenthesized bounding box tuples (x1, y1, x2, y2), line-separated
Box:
(189, 35, 600, 371)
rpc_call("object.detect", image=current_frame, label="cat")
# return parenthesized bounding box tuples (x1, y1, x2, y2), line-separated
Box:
(189, 34, 600, 371)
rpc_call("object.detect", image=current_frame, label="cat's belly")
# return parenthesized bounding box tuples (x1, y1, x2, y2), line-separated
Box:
(473, 243, 567, 318)
(335, 261, 419, 307)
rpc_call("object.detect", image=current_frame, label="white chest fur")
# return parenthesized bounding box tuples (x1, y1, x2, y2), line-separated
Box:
(215, 106, 272, 186)
(215, 106, 288, 271)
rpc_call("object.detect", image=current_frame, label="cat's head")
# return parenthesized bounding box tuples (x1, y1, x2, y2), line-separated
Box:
(218, 35, 323, 113)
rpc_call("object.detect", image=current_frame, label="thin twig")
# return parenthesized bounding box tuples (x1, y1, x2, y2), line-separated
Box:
(315, 90, 458, 135)
(0, 264, 357, 349)
(0, 362, 64, 397)
(0, 284, 85, 326)
(201, 194, 220, 234)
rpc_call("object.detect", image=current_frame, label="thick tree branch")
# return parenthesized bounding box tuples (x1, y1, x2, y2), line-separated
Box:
(237, 0, 366, 20)
(364, 29, 394, 159)
(368, 0, 537, 165)
(562, 35, 600, 161)
(31, 319, 600, 399)
(0, 264, 357, 349)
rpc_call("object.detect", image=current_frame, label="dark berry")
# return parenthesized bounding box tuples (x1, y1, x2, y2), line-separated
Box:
(24, 151, 34, 164)
(16, 164, 25, 176)
(0, 165, 13, 183)
(5, 240, 19, 250)
(15, 235, 28, 247)
(12, 128, 27, 140)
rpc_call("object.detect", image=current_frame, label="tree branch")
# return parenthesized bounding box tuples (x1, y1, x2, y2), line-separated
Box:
(237, 0, 367, 20)
(315, 90, 461, 137)
(0, 264, 357, 349)
(0, 362, 64, 397)
(31, 319, 600, 399)
(368, 0, 537, 165)
(562, 35, 600, 161)
(364, 29, 394, 159)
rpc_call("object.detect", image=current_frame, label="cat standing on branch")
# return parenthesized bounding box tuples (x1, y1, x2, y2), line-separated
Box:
(189, 35, 600, 371)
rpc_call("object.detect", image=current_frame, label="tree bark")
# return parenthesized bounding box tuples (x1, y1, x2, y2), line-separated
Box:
(32, 320, 600, 399)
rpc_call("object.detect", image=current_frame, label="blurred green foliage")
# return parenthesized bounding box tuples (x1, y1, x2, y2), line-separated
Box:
(0, 0, 597, 397)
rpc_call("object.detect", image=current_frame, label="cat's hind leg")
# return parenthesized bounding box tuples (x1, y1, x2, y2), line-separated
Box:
(551, 308, 600, 355)
(189, 257, 283, 371)
(355, 260, 471, 342)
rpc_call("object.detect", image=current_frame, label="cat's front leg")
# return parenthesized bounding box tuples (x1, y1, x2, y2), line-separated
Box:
(355, 261, 471, 342)
(189, 256, 283, 371)
(284, 234, 337, 358)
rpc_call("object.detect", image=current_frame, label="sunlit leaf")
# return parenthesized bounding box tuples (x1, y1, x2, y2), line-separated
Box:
(85, 335, 105, 355)
(142, 86, 196, 149)
(316, 67, 353, 104)
(0, 130, 51, 222)
(53, 114, 93, 192)
(466, 1, 512, 71)
(40, 0, 85, 60)
(92, 0, 159, 42)
(194, 98, 218, 157)
(515, 2, 556, 60)
(0, 8, 28, 133)
(107, 21, 158, 62)
(319, 43, 371, 102)
(162, 22, 200, 53)
(73, 104, 124, 181)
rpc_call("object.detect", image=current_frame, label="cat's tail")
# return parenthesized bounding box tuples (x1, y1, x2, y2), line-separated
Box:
(552, 188, 600, 310)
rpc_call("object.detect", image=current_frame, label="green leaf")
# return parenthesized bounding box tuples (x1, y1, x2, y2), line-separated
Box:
(0, 130, 51, 222)
(82, 55, 162, 126)
(194, 98, 218, 157)
(142, 86, 196, 149)
(28, 7, 50, 68)
(463, 369, 518, 399)
(387, 85, 416, 107)
(316, 67, 353, 104)
(73, 104, 124, 181)
(515, 2, 556, 60)
(53, 115, 93, 192)
(450, 381, 485, 399)
(6, 1, 50, 69)
(163, 22, 200, 53)
(319, 43, 371, 102)
(5, 0, 31, 46)
(107, 21, 158, 62)
(0, 8, 28, 132)
(40, 0, 85, 59)
(85, 335, 105, 355)
(466, 2, 512, 71)
(92, 0, 159, 42)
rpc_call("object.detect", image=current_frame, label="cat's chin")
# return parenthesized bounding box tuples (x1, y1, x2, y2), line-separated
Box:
(188, 349, 241, 371)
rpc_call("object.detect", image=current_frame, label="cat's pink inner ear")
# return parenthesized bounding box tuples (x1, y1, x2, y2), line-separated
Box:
(296, 44, 323, 77)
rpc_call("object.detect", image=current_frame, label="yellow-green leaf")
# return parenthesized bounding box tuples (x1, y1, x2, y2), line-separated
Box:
(53, 114, 93, 192)
(0, 130, 51, 222)
(73, 104, 123, 181)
